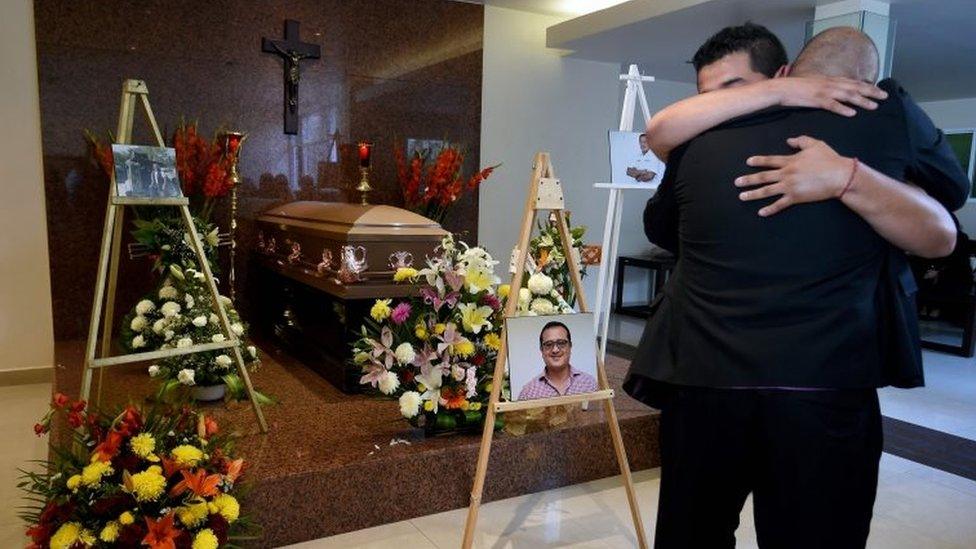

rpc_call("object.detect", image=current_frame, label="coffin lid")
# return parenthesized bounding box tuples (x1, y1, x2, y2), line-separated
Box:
(258, 201, 445, 236)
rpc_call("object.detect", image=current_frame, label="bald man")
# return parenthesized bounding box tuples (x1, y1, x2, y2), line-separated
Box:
(626, 27, 970, 548)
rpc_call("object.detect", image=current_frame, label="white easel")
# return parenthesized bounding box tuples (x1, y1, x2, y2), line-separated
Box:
(593, 64, 657, 361)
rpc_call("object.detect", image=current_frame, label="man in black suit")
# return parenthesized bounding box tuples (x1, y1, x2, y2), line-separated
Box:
(624, 26, 970, 548)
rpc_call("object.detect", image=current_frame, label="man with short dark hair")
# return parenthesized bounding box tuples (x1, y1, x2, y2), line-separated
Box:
(691, 22, 789, 92)
(625, 25, 969, 548)
(626, 133, 665, 183)
(518, 321, 597, 400)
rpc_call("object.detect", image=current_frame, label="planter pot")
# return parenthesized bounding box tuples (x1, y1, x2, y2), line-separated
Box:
(192, 384, 226, 402)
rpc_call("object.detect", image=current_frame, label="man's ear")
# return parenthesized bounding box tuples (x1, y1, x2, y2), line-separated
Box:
(775, 64, 792, 78)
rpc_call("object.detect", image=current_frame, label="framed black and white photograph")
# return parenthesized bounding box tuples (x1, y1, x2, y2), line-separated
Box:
(506, 313, 598, 402)
(608, 130, 666, 186)
(111, 144, 182, 198)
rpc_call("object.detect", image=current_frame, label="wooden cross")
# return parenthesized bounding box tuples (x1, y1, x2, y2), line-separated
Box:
(262, 19, 321, 135)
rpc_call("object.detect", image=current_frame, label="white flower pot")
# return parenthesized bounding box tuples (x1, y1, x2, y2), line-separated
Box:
(192, 384, 226, 402)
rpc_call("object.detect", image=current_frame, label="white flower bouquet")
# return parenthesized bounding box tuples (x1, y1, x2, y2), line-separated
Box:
(120, 264, 269, 403)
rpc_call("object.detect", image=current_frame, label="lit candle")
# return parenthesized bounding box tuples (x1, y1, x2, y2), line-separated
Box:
(358, 141, 372, 168)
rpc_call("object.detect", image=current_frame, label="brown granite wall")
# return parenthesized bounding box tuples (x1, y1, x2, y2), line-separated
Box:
(35, 0, 484, 339)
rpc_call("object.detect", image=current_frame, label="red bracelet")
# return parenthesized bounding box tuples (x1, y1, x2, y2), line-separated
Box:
(838, 157, 859, 199)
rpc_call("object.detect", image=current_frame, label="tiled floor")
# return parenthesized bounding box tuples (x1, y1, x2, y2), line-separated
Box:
(4, 381, 976, 548)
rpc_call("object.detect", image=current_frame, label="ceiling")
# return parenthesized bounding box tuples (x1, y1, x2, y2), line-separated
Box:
(482, 0, 976, 102)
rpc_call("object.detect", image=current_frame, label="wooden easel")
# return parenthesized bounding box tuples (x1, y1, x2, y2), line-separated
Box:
(461, 152, 647, 548)
(80, 79, 268, 433)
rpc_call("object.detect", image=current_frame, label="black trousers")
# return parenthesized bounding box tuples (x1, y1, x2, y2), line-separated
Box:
(654, 387, 882, 549)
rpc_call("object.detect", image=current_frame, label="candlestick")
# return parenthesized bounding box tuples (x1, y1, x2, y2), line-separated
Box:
(358, 141, 372, 168)
(220, 131, 247, 302)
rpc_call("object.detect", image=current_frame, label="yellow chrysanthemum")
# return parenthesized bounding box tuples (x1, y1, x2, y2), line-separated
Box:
(433, 323, 446, 335)
(79, 529, 96, 546)
(483, 333, 501, 351)
(178, 500, 210, 527)
(208, 493, 240, 523)
(50, 522, 81, 549)
(171, 444, 204, 467)
(128, 466, 167, 502)
(118, 511, 135, 525)
(129, 433, 156, 459)
(370, 299, 392, 322)
(66, 474, 82, 491)
(470, 402, 482, 411)
(393, 267, 418, 282)
(415, 326, 428, 340)
(423, 400, 435, 412)
(99, 521, 120, 543)
(81, 460, 114, 487)
(453, 339, 475, 358)
(192, 529, 220, 549)
(498, 284, 511, 299)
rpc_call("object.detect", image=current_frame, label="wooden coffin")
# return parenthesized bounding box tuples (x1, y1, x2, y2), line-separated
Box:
(252, 202, 446, 392)
(255, 201, 446, 298)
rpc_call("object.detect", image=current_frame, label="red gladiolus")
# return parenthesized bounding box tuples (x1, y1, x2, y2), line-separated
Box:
(33, 423, 46, 436)
(70, 399, 86, 413)
(67, 411, 84, 428)
(52, 393, 69, 408)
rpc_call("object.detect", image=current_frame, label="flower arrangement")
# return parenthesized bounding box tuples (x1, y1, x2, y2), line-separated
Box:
(527, 214, 588, 308)
(120, 264, 269, 403)
(352, 235, 506, 431)
(394, 143, 498, 224)
(21, 394, 255, 549)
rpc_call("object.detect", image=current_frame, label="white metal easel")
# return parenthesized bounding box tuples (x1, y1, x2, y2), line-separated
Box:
(593, 64, 657, 361)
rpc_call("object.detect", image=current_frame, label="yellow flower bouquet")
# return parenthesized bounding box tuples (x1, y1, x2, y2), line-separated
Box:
(20, 396, 256, 548)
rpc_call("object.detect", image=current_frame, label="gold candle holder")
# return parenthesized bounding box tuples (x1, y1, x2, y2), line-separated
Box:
(221, 131, 247, 302)
(356, 141, 373, 206)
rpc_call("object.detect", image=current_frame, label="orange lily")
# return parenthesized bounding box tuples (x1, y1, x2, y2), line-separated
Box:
(142, 513, 179, 549)
(161, 455, 181, 479)
(169, 468, 220, 498)
(224, 458, 244, 483)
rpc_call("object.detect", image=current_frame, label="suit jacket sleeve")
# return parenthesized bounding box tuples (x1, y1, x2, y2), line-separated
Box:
(643, 145, 683, 254)
(883, 79, 972, 210)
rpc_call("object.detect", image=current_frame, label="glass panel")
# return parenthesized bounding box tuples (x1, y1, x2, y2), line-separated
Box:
(945, 132, 975, 197)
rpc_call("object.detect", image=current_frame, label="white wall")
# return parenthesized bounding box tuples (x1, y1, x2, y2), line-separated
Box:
(479, 6, 620, 302)
(918, 97, 976, 233)
(0, 1, 54, 378)
(479, 5, 695, 305)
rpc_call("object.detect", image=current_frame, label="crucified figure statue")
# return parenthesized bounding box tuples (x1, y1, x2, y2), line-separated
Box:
(272, 42, 312, 111)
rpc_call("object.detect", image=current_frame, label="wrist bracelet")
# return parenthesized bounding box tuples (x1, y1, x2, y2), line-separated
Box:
(838, 157, 859, 199)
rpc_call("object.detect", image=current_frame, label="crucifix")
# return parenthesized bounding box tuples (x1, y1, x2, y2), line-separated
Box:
(262, 19, 321, 134)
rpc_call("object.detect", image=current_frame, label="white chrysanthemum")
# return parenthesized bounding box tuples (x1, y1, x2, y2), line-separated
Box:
(184, 294, 195, 309)
(159, 285, 179, 300)
(399, 391, 421, 418)
(164, 330, 175, 341)
(209, 313, 219, 325)
(152, 318, 167, 334)
(177, 369, 195, 386)
(135, 300, 155, 315)
(212, 334, 226, 343)
(530, 298, 557, 316)
(394, 342, 416, 365)
(214, 354, 233, 369)
(160, 301, 181, 318)
(132, 335, 146, 349)
(130, 315, 148, 332)
(218, 295, 233, 307)
(192, 315, 207, 328)
(527, 273, 554, 295)
(518, 288, 532, 307)
(147, 365, 160, 378)
(230, 322, 244, 336)
(517, 310, 538, 317)
(378, 371, 400, 395)
(176, 337, 193, 349)
(247, 345, 258, 359)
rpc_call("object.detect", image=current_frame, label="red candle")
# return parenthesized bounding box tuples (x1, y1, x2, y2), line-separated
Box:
(358, 141, 372, 168)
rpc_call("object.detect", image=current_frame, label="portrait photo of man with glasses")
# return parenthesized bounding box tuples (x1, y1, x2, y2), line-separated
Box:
(514, 319, 599, 401)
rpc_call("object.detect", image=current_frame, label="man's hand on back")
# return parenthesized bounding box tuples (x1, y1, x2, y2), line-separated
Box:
(735, 135, 851, 216)
(771, 77, 888, 117)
